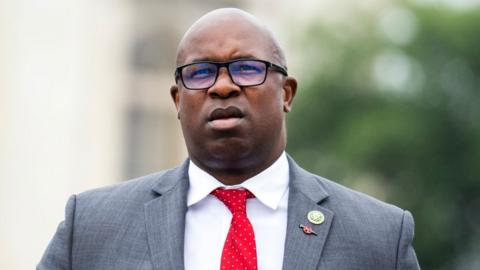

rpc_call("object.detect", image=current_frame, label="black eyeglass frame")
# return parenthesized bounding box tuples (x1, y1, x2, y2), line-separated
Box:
(174, 59, 288, 90)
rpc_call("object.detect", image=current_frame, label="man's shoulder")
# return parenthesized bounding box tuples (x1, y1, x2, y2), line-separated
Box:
(289, 156, 404, 216)
(77, 170, 164, 201)
(291, 165, 418, 269)
(289, 158, 406, 226)
(304, 169, 408, 233)
(74, 163, 186, 211)
(317, 174, 403, 215)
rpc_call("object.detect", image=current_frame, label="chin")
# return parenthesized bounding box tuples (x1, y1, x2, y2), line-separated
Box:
(209, 137, 251, 160)
(188, 138, 251, 168)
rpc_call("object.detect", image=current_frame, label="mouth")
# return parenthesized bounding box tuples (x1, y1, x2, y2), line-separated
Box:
(208, 106, 245, 130)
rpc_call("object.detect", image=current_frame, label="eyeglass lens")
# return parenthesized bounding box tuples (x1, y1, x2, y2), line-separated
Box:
(181, 60, 267, 89)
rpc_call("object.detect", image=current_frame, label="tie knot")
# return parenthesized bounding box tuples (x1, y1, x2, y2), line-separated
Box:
(211, 188, 254, 214)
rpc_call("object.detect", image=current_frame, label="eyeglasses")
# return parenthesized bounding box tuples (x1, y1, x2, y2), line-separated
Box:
(174, 59, 288, 90)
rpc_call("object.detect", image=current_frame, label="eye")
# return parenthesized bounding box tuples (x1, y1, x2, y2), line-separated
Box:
(189, 67, 215, 79)
(239, 64, 260, 72)
(184, 63, 216, 80)
(231, 61, 265, 76)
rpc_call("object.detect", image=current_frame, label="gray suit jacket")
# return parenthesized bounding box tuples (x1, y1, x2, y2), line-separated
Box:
(38, 156, 420, 270)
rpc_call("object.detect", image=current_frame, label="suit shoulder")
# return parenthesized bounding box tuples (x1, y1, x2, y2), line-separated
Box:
(313, 174, 417, 268)
(308, 174, 410, 241)
(74, 165, 183, 208)
(67, 166, 186, 232)
(317, 174, 404, 215)
(288, 155, 404, 217)
(77, 171, 162, 200)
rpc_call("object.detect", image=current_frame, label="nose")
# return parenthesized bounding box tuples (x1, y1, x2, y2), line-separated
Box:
(207, 67, 241, 99)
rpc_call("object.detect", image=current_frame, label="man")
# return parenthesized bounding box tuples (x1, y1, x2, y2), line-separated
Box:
(38, 8, 420, 270)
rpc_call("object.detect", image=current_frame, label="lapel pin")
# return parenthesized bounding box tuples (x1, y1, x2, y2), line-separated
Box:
(299, 224, 318, 236)
(307, 210, 325, 225)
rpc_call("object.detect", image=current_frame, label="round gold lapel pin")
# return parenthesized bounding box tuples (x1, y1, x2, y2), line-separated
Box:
(307, 210, 325, 225)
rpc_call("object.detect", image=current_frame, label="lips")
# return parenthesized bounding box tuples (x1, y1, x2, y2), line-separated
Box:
(208, 106, 244, 121)
(208, 106, 245, 130)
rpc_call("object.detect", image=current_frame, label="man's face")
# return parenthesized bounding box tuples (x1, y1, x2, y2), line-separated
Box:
(171, 17, 296, 174)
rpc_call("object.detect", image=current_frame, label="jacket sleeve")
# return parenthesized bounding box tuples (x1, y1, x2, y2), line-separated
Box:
(37, 195, 77, 270)
(396, 210, 421, 270)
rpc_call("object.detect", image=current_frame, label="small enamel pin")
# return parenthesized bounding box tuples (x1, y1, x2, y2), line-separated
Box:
(307, 210, 325, 225)
(299, 224, 318, 236)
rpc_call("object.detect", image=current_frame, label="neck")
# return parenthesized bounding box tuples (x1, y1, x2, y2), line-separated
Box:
(190, 150, 284, 185)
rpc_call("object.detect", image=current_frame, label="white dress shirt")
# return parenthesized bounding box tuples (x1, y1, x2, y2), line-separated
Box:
(184, 152, 289, 270)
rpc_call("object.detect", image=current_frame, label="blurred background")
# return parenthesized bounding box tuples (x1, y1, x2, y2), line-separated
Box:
(0, 0, 479, 269)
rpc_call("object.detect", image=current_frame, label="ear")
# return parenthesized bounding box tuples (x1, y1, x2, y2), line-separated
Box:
(170, 85, 181, 119)
(282, 77, 297, 113)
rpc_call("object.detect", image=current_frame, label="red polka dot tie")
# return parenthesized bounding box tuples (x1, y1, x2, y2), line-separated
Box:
(211, 188, 257, 270)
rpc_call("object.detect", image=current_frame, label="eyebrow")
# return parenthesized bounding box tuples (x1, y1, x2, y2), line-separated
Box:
(190, 55, 259, 63)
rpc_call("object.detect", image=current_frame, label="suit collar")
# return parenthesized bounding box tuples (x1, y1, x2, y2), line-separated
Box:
(186, 152, 289, 210)
(150, 159, 190, 195)
(282, 155, 334, 270)
(286, 154, 329, 204)
(145, 160, 189, 270)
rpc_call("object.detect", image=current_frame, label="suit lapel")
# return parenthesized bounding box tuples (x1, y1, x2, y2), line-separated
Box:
(144, 161, 189, 270)
(282, 156, 334, 270)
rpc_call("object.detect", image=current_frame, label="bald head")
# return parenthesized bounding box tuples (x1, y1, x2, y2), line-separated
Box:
(176, 8, 286, 68)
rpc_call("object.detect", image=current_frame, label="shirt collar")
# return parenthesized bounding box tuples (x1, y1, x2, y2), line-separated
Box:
(187, 152, 289, 210)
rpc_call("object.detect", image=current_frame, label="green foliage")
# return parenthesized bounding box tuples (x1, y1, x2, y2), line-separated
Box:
(287, 3, 480, 269)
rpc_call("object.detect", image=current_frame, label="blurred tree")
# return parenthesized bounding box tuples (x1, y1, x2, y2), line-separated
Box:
(287, 2, 480, 270)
